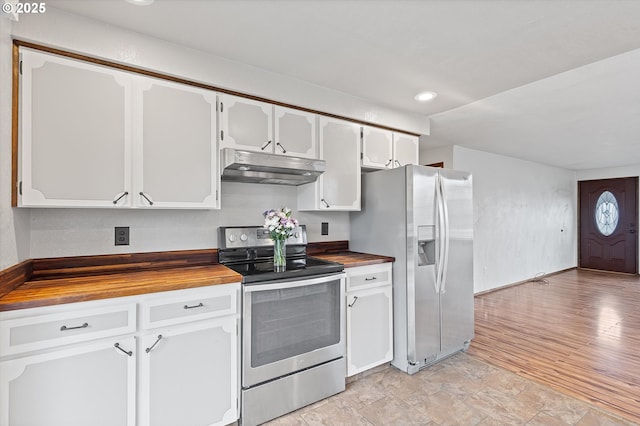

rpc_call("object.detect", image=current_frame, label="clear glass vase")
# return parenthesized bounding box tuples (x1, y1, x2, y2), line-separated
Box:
(273, 238, 286, 272)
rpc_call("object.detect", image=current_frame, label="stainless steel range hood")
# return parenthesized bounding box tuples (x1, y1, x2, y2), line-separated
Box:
(221, 148, 325, 185)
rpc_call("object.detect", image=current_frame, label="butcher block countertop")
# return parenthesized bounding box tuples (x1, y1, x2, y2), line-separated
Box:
(312, 252, 395, 268)
(0, 264, 241, 312)
(0, 243, 393, 312)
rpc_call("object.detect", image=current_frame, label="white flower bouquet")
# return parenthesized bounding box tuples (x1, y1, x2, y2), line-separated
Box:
(263, 207, 299, 241)
(263, 207, 298, 272)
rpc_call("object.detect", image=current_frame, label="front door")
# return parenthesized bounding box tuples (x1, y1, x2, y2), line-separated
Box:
(579, 177, 638, 273)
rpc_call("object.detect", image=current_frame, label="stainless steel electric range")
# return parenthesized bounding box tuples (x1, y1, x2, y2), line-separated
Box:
(218, 226, 346, 426)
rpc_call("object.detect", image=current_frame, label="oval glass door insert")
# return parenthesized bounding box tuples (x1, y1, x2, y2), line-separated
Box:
(595, 190, 619, 236)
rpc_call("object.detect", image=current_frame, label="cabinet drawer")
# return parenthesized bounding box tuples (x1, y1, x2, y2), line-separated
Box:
(0, 304, 136, 356)
(346, 263, 392, 292)
(140, 285, 237, 330)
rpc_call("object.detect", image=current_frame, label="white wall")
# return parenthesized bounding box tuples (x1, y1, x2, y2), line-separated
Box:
(418, 140, 453, 168)
(452, 146, 577, 293)
(575, 164, 640, 181)
(0, 8, 426, 267)
(0, 16, 30, 268)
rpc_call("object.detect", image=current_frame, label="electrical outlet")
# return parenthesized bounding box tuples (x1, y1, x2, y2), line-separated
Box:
(321, 222, 329, 236)
(115, 227, 130, 246)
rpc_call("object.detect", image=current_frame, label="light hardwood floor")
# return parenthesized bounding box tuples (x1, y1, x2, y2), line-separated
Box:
(469, 268, 640, 423)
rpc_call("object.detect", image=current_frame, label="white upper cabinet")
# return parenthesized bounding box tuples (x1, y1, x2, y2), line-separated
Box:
(393, 133, 420, 168)
(18, 49, 220, 209)
(362, 127, 393, 169)
(19, 49, 132, 208)
(220, 94, 317, 158)
(298, 117, 360, 211)
(361, 126, 419, 170)
(133, 77, 219, 209)
(219, 95, 272, 152)
(273, 106, 317, 158)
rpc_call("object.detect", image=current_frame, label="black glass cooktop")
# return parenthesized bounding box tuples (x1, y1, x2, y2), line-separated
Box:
(225, 256, 344, 284)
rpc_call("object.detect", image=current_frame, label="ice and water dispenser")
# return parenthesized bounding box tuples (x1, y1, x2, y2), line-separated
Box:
(417, 225, 436, 266)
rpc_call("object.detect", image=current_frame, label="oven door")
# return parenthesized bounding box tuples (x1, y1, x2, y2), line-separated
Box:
(242, 272, 346, 388)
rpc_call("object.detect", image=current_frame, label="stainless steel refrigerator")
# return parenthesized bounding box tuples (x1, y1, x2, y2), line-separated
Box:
(350, 164, 474, 374)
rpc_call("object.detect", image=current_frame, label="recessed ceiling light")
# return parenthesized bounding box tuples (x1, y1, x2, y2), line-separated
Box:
(125, 0, 154, 5)
(414, 91, 438, 102)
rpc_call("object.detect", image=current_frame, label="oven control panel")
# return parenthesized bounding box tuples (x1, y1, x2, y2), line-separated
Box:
(218, 225, 307, 249)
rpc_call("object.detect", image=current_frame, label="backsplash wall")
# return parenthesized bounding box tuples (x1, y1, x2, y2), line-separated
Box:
(29, 182, 349, 259)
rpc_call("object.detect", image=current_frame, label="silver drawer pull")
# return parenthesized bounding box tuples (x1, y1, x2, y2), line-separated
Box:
(60, 322, 88, 331)
(145, 334, 163, 353)
(184, 302, 204, 310)
(364, 276, 377, 281)
(348, 296, 359, 308)
(114, 342, 133, 357)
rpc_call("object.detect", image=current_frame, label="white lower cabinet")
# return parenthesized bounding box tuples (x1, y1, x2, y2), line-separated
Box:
(0, 337, 136, 426)
(0, 283, 240, 426)
(345, 263, 393, 377)
(139, 317, 237, 426)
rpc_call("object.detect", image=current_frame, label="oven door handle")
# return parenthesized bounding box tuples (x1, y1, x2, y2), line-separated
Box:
(243, 272, 346, 293)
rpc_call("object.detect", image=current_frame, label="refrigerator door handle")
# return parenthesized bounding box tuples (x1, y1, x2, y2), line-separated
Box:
(439, 177, 451, 294)
(435, 176, 446, 294)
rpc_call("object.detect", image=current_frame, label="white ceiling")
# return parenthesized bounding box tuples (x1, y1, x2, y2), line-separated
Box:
(46, 0, 640, 170)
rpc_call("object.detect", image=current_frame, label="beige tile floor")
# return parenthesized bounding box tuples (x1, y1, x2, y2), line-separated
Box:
(265, 353, 634, 426)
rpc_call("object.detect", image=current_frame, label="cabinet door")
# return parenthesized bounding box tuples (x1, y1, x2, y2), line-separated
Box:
(362, 127, 393, 169)
(0, 337, 136, 426)
(393, 133, 419, 167)
(274, 106, 317, 158)
(219, 94, 272, 153)
(139, 317, 238, 426)
(19, 49, 132, 207)
(134, 78, 219, 209)
(346, 285, 393, 377)
(317, 117, 361, 210)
